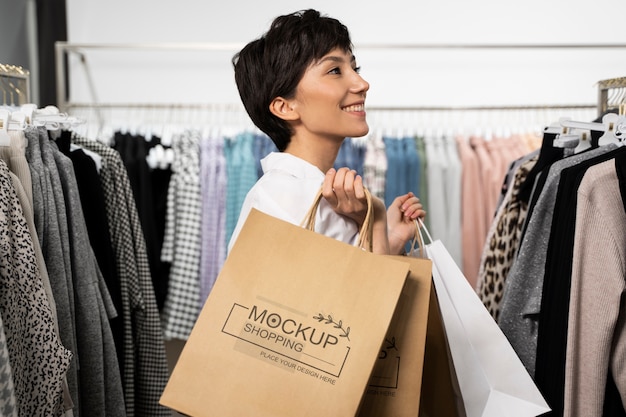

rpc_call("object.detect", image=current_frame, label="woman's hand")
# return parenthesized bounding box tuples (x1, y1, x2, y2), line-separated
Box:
(322, 167, 368, 227)
(322, 167, 390, 254)
(387, 192, 426, 255)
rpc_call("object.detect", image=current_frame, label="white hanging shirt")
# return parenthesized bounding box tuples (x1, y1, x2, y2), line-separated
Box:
(227, 152, 359, 253)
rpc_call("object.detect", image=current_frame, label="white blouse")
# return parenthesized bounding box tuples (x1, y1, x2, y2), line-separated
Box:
(227, 152, 359, 253)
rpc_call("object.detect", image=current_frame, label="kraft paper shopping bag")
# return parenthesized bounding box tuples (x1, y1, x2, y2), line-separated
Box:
(160, 208, 410, 417)
(418, 220, 551, 417)
(357, 255, 433, 417)
(419, 285, 465, 417)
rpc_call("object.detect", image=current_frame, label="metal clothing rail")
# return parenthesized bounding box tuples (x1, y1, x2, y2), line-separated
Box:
(55, 41, 626, 113)
(55, 41, 626, 51)
(63, 102, 597, 112)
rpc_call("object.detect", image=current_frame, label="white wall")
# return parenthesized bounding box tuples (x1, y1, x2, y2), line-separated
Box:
(64, 0, 626, 131)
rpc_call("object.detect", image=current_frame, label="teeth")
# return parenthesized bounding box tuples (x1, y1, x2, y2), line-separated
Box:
(342, 104, 364, 112)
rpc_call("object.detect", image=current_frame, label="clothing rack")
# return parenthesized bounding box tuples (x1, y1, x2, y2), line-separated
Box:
(0, 64, 30, 106)
(62, 101, 598, 112)
(597, 76, 626, 115)
(55, 41, 626, 114)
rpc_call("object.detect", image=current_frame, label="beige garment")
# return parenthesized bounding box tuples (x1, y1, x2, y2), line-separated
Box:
(565, 158, 626, 416)
(1, 131, 33, 207)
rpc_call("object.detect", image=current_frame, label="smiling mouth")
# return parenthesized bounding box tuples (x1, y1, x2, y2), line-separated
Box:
(342, 104, 364, 112)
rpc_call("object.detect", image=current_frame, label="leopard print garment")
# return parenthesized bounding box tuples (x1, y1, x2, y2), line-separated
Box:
(0, 159, 73, 416)
(477, 155, 538, 322)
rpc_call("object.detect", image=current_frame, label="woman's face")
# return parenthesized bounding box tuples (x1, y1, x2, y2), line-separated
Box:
(290, 47, 370, 141)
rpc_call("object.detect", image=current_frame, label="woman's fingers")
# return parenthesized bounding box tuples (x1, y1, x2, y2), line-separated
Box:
(323, 167, 368, 225)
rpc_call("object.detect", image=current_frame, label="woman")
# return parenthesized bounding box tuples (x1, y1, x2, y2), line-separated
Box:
(229, 9, 425, 254)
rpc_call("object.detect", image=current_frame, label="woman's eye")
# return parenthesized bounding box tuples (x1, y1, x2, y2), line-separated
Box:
(328, 67, 341, 75)
(354, 66, 362, 74)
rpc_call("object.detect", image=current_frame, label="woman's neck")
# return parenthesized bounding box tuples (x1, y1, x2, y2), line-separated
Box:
(284, 134, 343, 173)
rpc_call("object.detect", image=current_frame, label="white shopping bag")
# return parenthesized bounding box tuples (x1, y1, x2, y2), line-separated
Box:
(417, 220, 551, 417)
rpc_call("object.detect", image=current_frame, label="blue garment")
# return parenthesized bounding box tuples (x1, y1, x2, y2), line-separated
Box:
(334, 138, 366, 176)
(253, 134, 276, 179)
(383, 137, 404, 208)
(224, 132, 258, 245)
(402, 136, 421, 198)
(383, 136, 420, 204)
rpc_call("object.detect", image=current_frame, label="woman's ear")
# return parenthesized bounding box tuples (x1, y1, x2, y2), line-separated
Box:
(269, 97, 299, 121)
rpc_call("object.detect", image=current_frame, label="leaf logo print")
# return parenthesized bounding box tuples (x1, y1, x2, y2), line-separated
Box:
(313, 313, 351, 342)
(342, 327, 350, 339)
(385, 337, 398, 351)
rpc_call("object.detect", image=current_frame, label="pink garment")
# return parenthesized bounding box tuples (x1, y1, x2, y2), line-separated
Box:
(498, 136, 518, 173)
(456, 135, 485, 288)
(565, 159, 626, 417)
(469, 136, 494, 239)
(510, 134, 529, 159)
(486, 138, 507, 213)
(496, 136, 525, 197)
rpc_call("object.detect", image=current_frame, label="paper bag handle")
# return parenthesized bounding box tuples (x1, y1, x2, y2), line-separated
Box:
(407, 219, 426, 258)
(301, 187, 374, 251)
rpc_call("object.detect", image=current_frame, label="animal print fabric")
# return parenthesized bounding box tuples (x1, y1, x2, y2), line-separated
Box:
(0, 158, 72, 416)
(477, 155, 538, 321)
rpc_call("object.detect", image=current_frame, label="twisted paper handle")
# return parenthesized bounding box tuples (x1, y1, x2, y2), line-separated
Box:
(301, 187, 374, 252)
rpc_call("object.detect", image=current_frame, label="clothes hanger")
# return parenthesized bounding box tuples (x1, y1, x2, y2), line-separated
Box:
(31, 105, 83, 131)
(551, 120, 592, 153)
(552, 131, 579, 149)
(559, 116, 605, 134)
(551, 119, 577, 149)
(0, 108, 26, 146)
(146, 143, 174, 170)
(516, 124, 563, 203)
(554, 129, 593, 153)
(573, 130, 592, 153)
(556, 114, 624, 151)
(21, 103, 37, 124)
(597, 112, 626, 147)
(0, 109, 10, 146)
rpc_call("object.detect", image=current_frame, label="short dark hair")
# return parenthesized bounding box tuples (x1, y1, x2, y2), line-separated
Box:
(232, 9, 353, 151)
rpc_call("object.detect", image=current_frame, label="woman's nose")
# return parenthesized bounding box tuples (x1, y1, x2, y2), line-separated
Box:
(351, 73, 369, 94)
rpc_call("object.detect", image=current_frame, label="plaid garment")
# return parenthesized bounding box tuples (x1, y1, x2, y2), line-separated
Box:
(199, 135, 227, 306)
(72, 135, 171, 417)
(160, 130, 202, 340)
(0, 311, 17, 417)
(363, 133, 387, 201)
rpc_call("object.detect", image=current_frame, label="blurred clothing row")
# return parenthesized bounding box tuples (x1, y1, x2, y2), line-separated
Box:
(0, 125, 170, 417)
